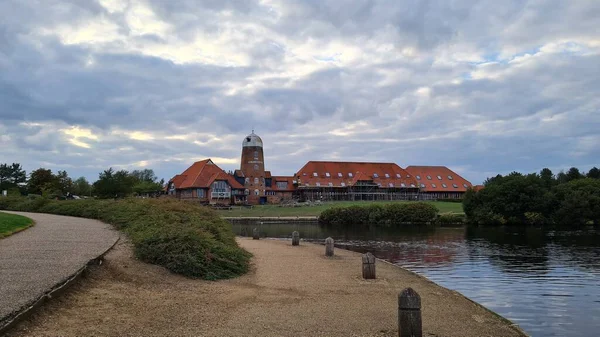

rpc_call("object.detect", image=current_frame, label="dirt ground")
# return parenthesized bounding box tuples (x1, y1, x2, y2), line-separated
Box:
(6, 238, 526, 337)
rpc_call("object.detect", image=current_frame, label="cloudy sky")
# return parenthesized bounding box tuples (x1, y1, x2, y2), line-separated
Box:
(1, 0, 599, 184)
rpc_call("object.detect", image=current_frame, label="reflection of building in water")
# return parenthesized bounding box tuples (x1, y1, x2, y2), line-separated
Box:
(167, 131, 474, 205)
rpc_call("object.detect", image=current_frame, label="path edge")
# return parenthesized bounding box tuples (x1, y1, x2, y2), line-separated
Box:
(0, 235, 121, 335)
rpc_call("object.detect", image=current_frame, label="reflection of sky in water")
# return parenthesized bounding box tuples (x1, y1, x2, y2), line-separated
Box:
(235, 225, 600, 337)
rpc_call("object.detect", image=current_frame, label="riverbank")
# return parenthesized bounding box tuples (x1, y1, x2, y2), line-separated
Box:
(6, 238, 525, 337)
(216, 200, 464, 217)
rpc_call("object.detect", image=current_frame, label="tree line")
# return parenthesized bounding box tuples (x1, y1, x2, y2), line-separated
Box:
(463, 167, 600, 227)
(0, 162, 164, 199)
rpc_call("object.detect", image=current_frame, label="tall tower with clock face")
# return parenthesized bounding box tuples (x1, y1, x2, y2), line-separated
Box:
(240, 131, 266, 203)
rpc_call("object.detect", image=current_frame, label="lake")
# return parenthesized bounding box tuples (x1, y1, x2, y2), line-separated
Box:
(233, 223, 600, 337)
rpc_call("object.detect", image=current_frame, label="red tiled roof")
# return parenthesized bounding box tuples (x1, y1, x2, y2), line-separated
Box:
(404, 166, 472, 192)
(269, 176, 296, 191)
(169, 159, 244, 189)
(294, 161, 418, 188)
(473, 185, 484, 192)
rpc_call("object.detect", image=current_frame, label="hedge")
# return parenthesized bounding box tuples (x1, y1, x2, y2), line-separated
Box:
(318, 202, 439, 228)
(0, 197, 251, 280)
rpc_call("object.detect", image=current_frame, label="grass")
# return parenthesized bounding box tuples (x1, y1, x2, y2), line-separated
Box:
(0, 197, 250, 280)
(0, 211, 34, 238)
(217, 200, 464, 217)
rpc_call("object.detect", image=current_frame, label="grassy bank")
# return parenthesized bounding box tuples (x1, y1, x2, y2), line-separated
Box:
(217, 200, 464, 217)
(0, 211, 34, 238)
(0, 197, 250, 280)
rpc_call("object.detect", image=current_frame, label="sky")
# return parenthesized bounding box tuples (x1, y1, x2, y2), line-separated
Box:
(1, 0, 599, 184)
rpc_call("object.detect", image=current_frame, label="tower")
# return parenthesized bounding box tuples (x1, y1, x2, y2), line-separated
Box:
(240, 131, 266, 204)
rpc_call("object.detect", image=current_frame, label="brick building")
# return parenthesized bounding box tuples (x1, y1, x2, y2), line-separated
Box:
(404, 166, 473, 200)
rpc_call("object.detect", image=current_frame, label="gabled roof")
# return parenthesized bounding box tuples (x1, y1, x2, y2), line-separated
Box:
(294, 161, 418, 188)
(169, 159, 244, 189)
(233, 169, 244, 178)
(404, 166, 472, 192)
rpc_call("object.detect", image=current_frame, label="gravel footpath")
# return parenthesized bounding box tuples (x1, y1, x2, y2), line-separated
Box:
(5, 237, 525, 337)
(0, 212, 120, 330)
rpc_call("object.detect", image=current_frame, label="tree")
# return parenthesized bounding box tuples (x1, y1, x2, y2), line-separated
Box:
(587, 167, 600, 179)
(0, 164, 11, 190)
(130, 169, 157, 183)
(56, 170, 73, 195)
(92, 168, 136, 198)
(72, 177, 92, 196)
(0, 163, 26, 191)
(540, 168, 554, 187)
(28, 168, 57, 195)
(566, 167, 583, 182)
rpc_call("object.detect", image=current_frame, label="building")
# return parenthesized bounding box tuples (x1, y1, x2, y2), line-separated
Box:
(168, 131, 474, 204)
(293, 161, 420, 201)
(404, 166, 472, 199)
(167, 159, 245, 205)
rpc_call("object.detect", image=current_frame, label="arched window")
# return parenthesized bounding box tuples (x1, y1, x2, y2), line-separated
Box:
(254, 164, 259, 170)
(254, 151, 258, 160)
(254, 189, 259, 195)
(254, 177, 259, 184)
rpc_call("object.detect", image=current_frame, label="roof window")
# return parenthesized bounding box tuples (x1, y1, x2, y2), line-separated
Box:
(437, 175, 442, 180)
(420, 183, 426, 188)
(348, 173, 353, 177)
(373, 173, 379, 178)
(377, 183, 382, 187)
(448, 175, 454, 180)
(452, 184, 458, 188)
(338, 172, 343, 177)
(325, 172, 330, 177)
(442, 183, 448, 188)
(407, 174, 411, 178)
(410, 183, 416, 187)
(328, 182, 333, 187)
(431, 183, 437, 188)
(385, 173, 390, 178)
(341, 182, 346, 187)
(463, 184, 469, 188)
(401, 183, 406, 187)
(302, 172, 307, 176)
(396, 173, 401, 178)
(316, 182, 321, 187)
(426, 175, 432, 180)
(416, 175, 421, 180)
(313, 172, 318, 177)
(388, 183, 394, 187)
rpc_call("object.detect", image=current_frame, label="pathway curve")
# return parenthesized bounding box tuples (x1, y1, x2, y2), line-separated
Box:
(0, 211, 119, 330)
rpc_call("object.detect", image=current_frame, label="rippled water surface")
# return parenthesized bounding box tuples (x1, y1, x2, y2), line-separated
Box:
(234, 224, 600, 337)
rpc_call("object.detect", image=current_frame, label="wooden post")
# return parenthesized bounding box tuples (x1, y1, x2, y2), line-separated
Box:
(252, 228, 260, 240)
(292, 231, 300, 246)
(398, 288, 422, 337)
(325, 237, 334, 256)
(362, 252, 376, 279)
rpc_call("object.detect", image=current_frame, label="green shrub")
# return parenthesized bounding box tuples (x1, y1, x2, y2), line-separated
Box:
(0, 197, 250, 280)
(319, 202, 439, 228)
(437, 213, 466, 226)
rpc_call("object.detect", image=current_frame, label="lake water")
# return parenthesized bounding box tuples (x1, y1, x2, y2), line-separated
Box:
(234, 223, 600, 337)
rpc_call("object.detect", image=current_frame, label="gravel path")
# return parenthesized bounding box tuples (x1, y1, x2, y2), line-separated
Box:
(0, 212, 120, 329)
(5, 237, 525, 337)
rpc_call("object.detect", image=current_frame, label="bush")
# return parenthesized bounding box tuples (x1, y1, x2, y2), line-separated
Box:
(319, 202, 439, 228)
(437, 213, 466, 226)
(0, 197, 251, 280)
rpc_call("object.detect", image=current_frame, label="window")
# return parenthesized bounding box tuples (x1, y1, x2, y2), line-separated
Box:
(385, 173, 390, 178)
(431, 183, 437, 188)
(388, 183, 394, 187)
(244, 177, 249, 184)
(197, 189, 205, 198)
(254, 177, 259, 184)
(338, 172, 343, 177)
(426, 175, 432, 180)
(448, 175, 454, 180)
(437, 175, 442, 180)
(373, 173, 379, 178)
(253, 151, 258, 160)
(305, 183, 310, 186)
(401, 183, 406, 187)
(420, 183, 426, 188)
(416, 175, 421, 180)
(313, 172, 318, 177)
(213, 181, 228, 192)
(396, 173, 401, 178)
(328, 182, 333, 187)
(316, 182, 321, 187)
(348, 173, 353, 177)
(341, 182, 346, 187)
(254, 164, 259, 170)
(442, 183, 448, 188)
(410, 183, 416, 187)
(406, 174, 411, 178)
(463, 184, 469, 188)
(276, 181, 288, 189)
(452, 184, 458, 188)
(325, 172, 330, 177)
(377, 183, 382, 187)
(254, 189, 259, 195)
(302, 172, 307, 176)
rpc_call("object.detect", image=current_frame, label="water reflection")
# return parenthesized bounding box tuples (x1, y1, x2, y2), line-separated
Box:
(234, 224, 600, 337)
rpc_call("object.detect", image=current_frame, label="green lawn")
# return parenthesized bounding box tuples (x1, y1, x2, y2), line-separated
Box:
(217, 200, 464, 217)
(0, 212, 34, 238)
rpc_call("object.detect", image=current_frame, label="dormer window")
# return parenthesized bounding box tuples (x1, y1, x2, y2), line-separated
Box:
(313, 172, 318, 177)
(338, 173, 343, 177)
(348, 173, 353, 177)
(373, 173, 379, 178)
(385, 173, 390, 178)
(325, 172, 330, 177)
(316, 182, 321, 187)
(463, 184, 469, 188)
(401, 183, 406, 187)
(416, 175, 421, 180)
(420, 183, 426, 188)
(410, 183, 416, 187)
(407, 174, 411, 178)
(431, 183, 437, 188)
(388, 183, 394, 187)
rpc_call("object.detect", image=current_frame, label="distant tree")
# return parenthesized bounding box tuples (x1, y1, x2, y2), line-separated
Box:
(72, 177, 92, 196)
(566, 167, 583, 182)
(28, 168, 57, 195)
(92, 168, 136, 198)
(130, 169, 158, 183)
(0, 163, 26, 191)
(0, 164, 11, 190)
(556, 171, 569, 184)
(587, 167, 600, 179)
(56, 170, 73, 195)
(540, 168, 554, 187)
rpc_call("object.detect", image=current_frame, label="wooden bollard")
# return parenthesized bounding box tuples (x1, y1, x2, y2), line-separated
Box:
(325, 237, 334, 256)
(398, 288, 422, 337)
(292, 231, 300, 246)
(252, 228, 259, 240)
(362, 252, 376, 279)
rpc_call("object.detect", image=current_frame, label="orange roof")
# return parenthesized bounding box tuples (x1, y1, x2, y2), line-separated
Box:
(169, 159, 244, 189)
(404, 166, 472, 192)
(269, 176, 296, 191)
(473, 185, 484, 192)
(294, 161, 418, 188)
